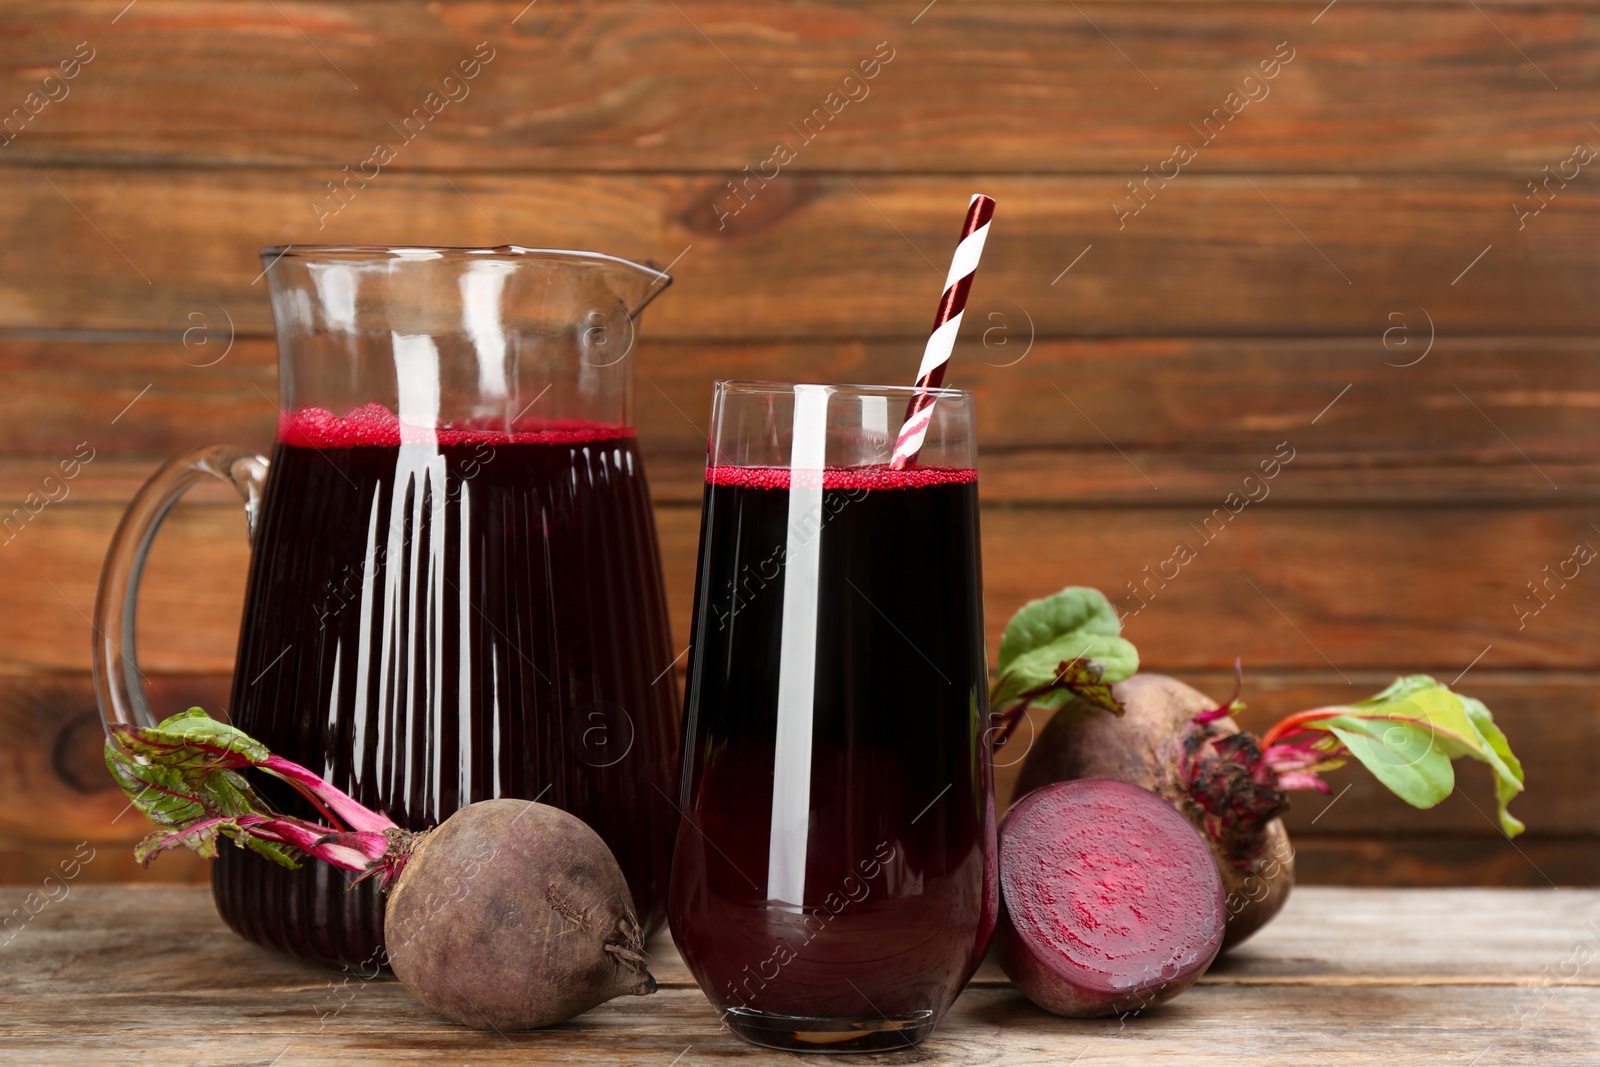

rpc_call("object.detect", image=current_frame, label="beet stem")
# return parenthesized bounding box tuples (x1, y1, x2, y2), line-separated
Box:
(1257, 707, 1349, 750)
(105, 709, 411, 885)
(260, 753, 398, 833)
(992, 704, 1028, 747)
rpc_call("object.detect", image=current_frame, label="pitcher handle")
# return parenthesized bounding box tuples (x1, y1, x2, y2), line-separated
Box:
(93, 445, 270, 736)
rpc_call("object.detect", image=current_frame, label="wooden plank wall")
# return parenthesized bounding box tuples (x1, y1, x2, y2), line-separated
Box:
(1, 1, 1596, 888)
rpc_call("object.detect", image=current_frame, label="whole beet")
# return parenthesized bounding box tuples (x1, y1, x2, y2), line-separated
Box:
(1013, 673, 1294, 950)
(384, 799, 656, 1029)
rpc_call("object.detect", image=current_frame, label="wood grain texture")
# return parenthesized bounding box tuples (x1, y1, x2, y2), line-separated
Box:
(7, 449, 1598, 519)
(4, 335, 1598, 503)
(0, 674, 234, 847)
(0, 0, 1594, 898)
(6, 829, 1594, 890)
(1289, 834, 1600, 887)
(0, 843, 211, 886)
(1, 887, 1597, 1064)
(0, 665, 1590, 885)
(5, 499, 1600, 672)
(0, 3, 1592, 173)
(7, 449, 1600, 515)
(1, 170, 1595, 337)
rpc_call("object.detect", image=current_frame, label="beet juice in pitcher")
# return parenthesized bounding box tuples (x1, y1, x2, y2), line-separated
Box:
(94, 247, 679, 968)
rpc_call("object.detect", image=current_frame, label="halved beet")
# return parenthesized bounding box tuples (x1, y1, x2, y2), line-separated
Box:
(1012, 673, 1296, 950)
(997, 778, 1226, 1017)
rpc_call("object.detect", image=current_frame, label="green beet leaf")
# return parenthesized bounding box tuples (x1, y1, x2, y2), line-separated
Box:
(1324, 720, 1455, 809)
(992, 587, 1138, 713)
(117, 706, 272, 766)
(133, 817, 300, 869)
(105, 707, 402, 882)
(106, 709, 276, 828)
(1306, 677, 1525, 836)
(1460, 694, 1526, 836)
(105, 708, 301, 867)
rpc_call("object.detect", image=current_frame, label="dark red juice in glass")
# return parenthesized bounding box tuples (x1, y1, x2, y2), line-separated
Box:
(670, 462, 996, 1052)
(214, 406, 678, 968)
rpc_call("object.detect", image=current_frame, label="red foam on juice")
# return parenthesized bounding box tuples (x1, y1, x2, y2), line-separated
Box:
(278, 404, 634, 448)
(706, 463, 976, 491)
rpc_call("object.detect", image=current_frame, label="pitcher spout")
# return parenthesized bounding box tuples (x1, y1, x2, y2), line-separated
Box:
(539, 247, 673, 319)
(255, 243, 669, 435)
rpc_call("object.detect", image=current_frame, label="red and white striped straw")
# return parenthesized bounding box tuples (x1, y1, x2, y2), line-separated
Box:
(890, 193, 996, 470)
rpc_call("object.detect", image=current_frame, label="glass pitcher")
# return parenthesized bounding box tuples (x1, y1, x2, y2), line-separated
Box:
(94, 246, 679, 969)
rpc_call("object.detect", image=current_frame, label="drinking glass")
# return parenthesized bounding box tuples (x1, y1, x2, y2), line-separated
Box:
(669, 381, 997, 1052)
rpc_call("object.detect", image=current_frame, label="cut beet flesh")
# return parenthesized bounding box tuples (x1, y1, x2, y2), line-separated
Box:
(997, 778, 1226, 1017)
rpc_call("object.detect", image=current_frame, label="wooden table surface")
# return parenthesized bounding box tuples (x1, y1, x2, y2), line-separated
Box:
(3, 885, 1597, 1065)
